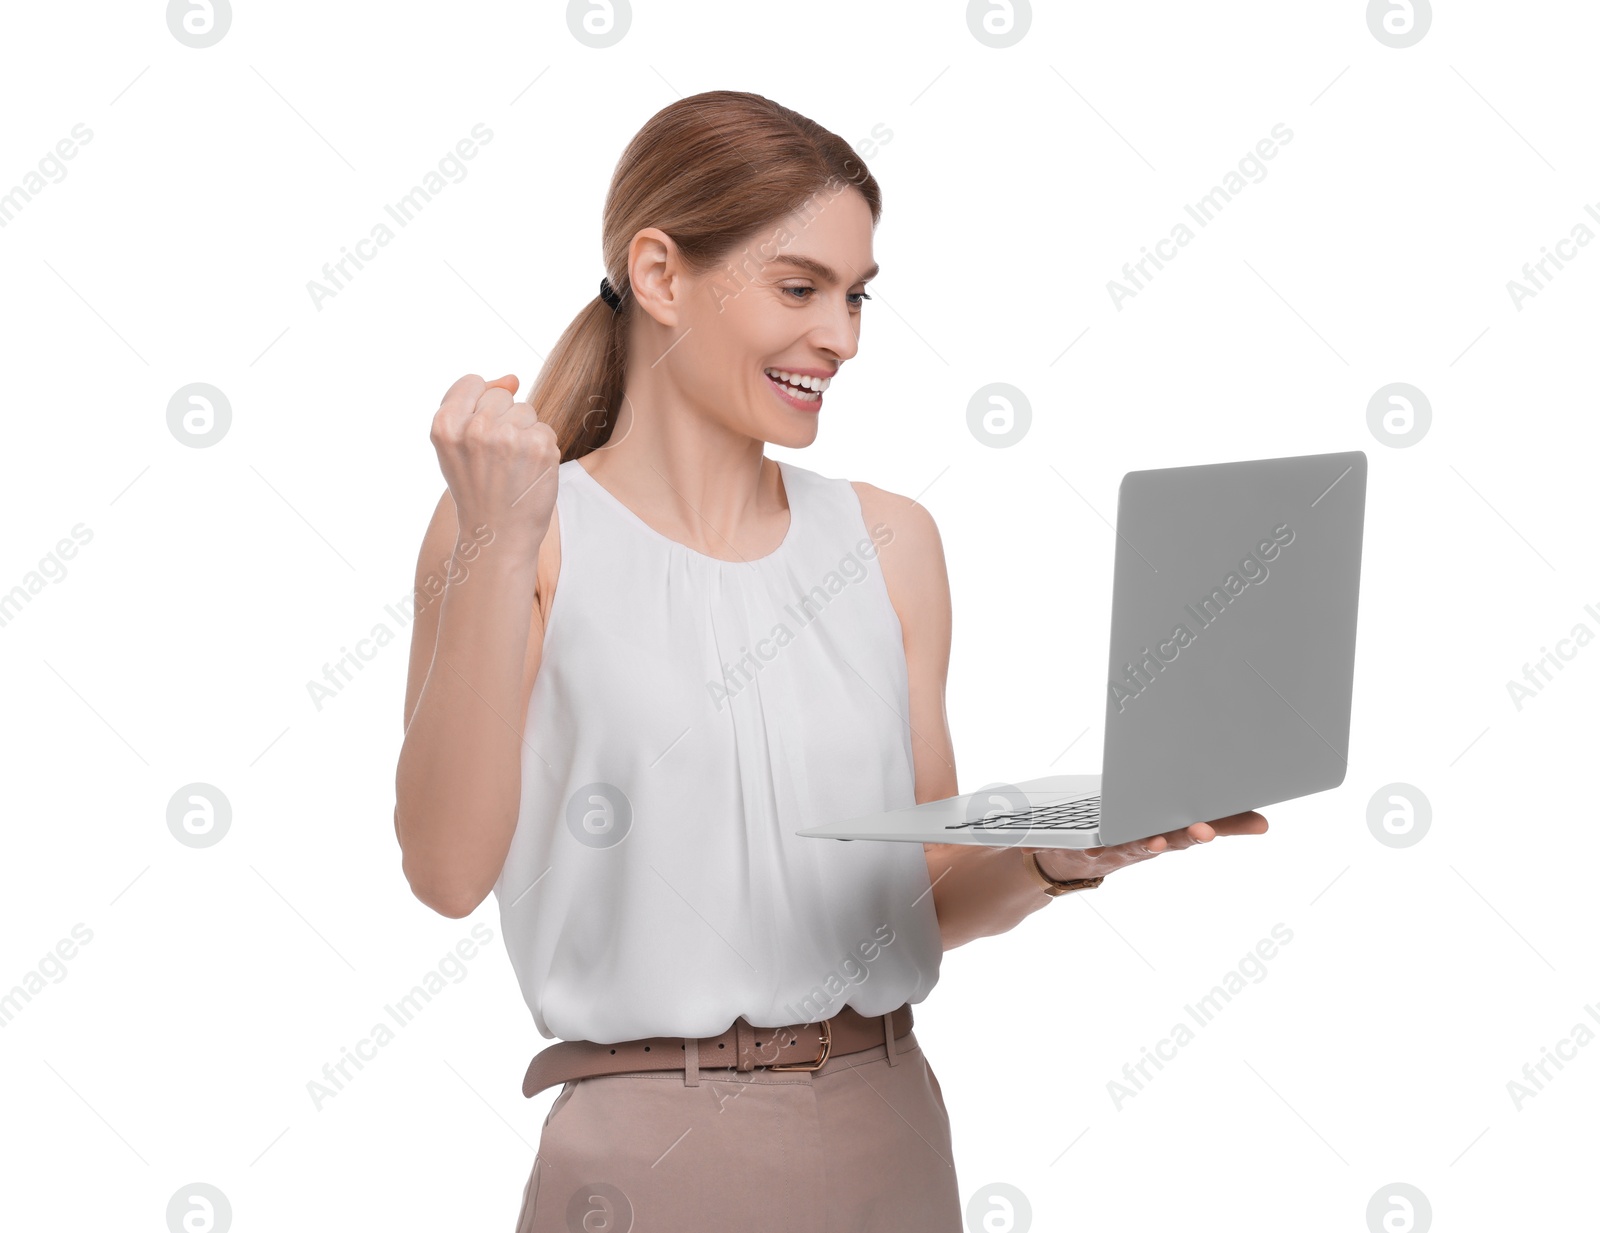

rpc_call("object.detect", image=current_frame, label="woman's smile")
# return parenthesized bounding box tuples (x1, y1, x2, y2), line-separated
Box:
(762, 365, 830, 411)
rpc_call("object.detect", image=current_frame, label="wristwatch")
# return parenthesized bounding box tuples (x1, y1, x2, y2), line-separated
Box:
(1026, 851, 1105, 898)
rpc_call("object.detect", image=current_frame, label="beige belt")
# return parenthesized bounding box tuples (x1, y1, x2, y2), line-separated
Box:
(523, 1002, 914, 1099)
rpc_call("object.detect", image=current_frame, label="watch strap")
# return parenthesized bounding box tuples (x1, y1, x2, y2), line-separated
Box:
(1027, 851, 1105, 898)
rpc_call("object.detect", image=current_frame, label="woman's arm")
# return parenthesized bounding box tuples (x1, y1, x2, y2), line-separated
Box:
(394, 374, 560, 917)
(853, 481, 1064, 950)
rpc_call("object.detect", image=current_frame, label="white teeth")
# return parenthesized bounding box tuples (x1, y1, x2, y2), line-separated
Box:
(764, 368, 830, 393)
(768, 375, 819, 401)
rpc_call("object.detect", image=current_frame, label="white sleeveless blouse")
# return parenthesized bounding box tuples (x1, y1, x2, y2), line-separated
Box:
(493, 456, 943, 1044)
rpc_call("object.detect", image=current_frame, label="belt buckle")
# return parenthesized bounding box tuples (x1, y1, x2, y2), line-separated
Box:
(769, 1019, 831, 1071)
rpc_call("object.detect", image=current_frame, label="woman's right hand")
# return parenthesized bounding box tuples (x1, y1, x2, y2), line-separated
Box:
(430, 373, 560, 552)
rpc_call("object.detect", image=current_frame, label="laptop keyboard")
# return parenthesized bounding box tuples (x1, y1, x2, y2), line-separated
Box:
(944, 795, 1102, 831)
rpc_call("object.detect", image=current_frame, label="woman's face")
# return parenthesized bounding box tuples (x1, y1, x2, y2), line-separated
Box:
(653, 186, 878, 448)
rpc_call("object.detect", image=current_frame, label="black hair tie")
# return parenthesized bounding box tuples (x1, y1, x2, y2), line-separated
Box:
(599, 277, 623, 311)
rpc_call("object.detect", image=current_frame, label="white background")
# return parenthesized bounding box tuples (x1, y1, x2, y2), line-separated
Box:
(2, 1, 1596, 1230)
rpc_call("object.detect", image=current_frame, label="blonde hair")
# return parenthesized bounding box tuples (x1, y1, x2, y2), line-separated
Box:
(529, 89, 881, 461)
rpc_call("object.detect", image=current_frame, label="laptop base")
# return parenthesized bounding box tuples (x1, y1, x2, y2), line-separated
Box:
(795, 775, 1113, 848)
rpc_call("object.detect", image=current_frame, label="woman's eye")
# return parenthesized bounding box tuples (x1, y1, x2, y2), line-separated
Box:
(783, 286, 871, 308)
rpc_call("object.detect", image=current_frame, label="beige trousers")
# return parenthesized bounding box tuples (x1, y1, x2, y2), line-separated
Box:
(513, 1024, 961, 1231)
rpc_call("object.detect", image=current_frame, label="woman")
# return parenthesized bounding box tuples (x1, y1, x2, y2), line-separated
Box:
(393, 89, 1267, 1232)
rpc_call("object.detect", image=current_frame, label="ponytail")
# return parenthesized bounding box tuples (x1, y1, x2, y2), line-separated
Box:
(529, 292, 628, 462)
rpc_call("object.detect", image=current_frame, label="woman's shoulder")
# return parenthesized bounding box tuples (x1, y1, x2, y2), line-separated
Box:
(844, 476, 943, 548)
(844, 477, 948, 630)
(778, 458, 936, 532)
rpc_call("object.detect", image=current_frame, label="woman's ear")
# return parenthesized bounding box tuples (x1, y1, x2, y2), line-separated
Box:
(625, 228, 684, 328)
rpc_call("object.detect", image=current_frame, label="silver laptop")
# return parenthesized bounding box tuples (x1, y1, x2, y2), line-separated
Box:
(796, 450, 1367, 849)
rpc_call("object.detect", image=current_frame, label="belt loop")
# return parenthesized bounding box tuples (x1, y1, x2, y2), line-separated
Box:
(684, 1035, 699, 1086)
(882, 1011, 898, 1066)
